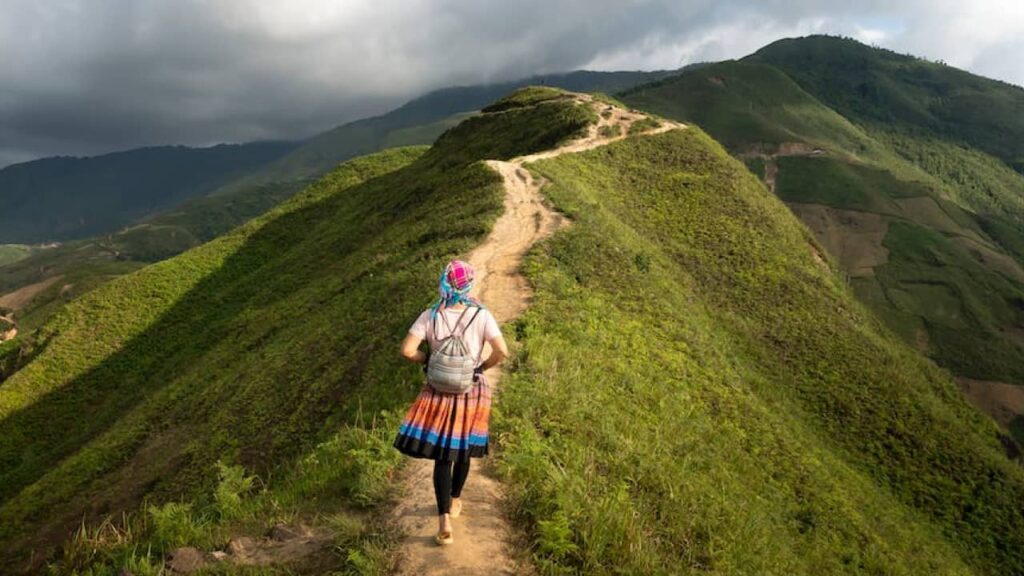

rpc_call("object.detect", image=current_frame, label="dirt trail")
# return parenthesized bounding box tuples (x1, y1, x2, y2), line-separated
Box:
(391, 95, 685, 575)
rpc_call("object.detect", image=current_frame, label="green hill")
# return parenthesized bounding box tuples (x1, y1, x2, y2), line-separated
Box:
(620, 60, 879, 155)
(2, 87, 1023, 575)
(620, 48, 1024, 432)
(499, 123, 1022, 576)
(0, 142, 297, 244)
(0, 245, 31, 268)
(748, 35, 1024, 175)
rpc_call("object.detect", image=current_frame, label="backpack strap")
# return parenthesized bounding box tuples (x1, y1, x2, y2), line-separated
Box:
(433, 305, 471, 340)
(432, 305, 483, 341)
(458, 307, 483, 337)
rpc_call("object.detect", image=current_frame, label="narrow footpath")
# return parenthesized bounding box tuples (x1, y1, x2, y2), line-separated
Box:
(391, 95, 685, 575)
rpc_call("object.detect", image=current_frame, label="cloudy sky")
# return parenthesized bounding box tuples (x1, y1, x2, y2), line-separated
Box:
(2, 0, 1022, 167)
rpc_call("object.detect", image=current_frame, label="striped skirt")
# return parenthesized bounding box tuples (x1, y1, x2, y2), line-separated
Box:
(393, 377, 491, 461)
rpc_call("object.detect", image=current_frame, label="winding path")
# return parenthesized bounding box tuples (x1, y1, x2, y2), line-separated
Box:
(391, 95, 685, 575)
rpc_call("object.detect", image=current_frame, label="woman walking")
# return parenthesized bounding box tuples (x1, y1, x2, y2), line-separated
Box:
(394, 260, 509, 545)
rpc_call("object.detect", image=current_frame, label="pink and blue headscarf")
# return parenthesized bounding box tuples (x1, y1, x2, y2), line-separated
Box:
(430, 260, 482, 318)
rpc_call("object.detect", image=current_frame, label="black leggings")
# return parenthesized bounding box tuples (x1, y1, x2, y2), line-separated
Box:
(433, 459, 471, 515)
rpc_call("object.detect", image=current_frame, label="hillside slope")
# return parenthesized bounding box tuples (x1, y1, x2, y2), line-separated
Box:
(749, 35, 1024, 175)
(0, 88, 596, 574)
(4, 87, 1023, 575)
(620, 54, 1024, 440)
(0, 142, 296, 244)
(499, 122, 1024, 575)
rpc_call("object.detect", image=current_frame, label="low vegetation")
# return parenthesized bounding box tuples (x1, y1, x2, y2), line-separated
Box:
(749, 35, 1024, 173)
(0, 92, 598, 574)
(620, 45, 1024, 391)
(626, 117, 661, 135)
(6, 82, 1024, 575)
(481, 86, 574, 113)
(498, 128, 1024, 574)
(0, 245, 32, 267)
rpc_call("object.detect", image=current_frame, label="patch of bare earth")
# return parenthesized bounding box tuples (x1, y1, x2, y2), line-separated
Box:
(164, 525, 334, 574)
(0, 275, 63, 311)
(956, 378, 1024, 455)
(390, 95, 685, 575)
(739, 141, 828, 196)
(788, 203, 889, 277)
(1, 313, 16, 342)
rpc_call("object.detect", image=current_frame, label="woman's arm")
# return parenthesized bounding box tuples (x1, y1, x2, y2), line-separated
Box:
(400, 333, 427, 365)
(477, 334, 509, 372)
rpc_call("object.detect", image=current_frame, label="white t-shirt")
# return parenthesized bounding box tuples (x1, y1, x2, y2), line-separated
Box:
(409, 306, 501, 363)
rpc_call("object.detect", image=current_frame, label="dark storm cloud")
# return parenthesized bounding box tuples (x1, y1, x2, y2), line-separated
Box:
(1, 0, 1022, 167)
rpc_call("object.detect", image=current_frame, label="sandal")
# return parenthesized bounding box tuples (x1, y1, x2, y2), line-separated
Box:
(435, 530, 454, 546)
(450, 499, 463, 518)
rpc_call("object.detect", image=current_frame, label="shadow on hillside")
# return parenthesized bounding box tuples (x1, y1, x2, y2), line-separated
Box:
(1009, 415, 1024, 460)
(0, 160, 428, 571)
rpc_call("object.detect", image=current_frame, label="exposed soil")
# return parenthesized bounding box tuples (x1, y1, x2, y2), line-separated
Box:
(957, 378, 1024, 431)
(163, 525, 333, 574)
(390, 95, 685, 575)
(0, 276, 62, 311)
(739, 141, 826, 195)
(788, 203, 890, 277)
(0, 313, 16, 342)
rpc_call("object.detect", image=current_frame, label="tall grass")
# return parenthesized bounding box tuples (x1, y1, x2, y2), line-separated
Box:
(495, 128, 1023, 574)
(0, 89, 599, 573)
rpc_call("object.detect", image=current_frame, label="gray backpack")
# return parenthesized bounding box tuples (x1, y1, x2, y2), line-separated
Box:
(426, 306, 483, 394)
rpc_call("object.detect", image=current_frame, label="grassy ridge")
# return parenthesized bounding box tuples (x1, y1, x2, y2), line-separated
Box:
(497, 128, 1023, 574)
(620, 53, 1024, 390)
(0, 245, 32, 268)
(621, 60, 876, 154)
(748, 35, 1024, 174)
(749, 36, 1024, 228)
(0, 93, 597, 572)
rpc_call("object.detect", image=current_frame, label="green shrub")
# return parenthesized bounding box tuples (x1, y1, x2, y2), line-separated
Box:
(627, 116, 661, 134)
(590, 92, 628, 109)
(213, 461, 257, 521)
(146, 502, 206, 550)
(481, 86, 571, 112)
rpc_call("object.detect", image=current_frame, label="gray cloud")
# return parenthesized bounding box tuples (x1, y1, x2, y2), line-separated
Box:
(1, 0, 1022, 167)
